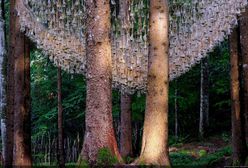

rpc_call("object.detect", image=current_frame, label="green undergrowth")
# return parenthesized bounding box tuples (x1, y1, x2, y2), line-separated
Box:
(170, 146, 232, 167)
(33, 146, 232, 167)
(96, 147, 119, 166)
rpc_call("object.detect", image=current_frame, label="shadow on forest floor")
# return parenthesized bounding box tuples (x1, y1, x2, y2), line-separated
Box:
(169, 136, 232, 167)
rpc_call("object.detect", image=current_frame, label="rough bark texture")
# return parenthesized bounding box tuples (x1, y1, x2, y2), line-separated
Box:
(240, 6, 248, 139)
(5, 0, 15, 165)
(12, 0, 32, 166)
(199, 57, 209, 138)
(57, 66, 65, 168)
(80, 0, 121, 164)
(120, 93, 133, 158)
(0, 0, 8, 166)
(135, 0, 170, 165)
(230, 27, 248, 165)
(119, 0, 130, 46)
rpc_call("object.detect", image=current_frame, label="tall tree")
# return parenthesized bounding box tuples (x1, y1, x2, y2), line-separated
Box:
(135, 0, 170, 165)
(0, 0, 8, 166)
(240, 6, 248, 139)
(57, 66, 65, 167)
(199, 57, 209, 138)
(80, 0, 121, 164)
(239, 6, 248, 164)
(5, 0, 15, 165)
(230, 27, 248, 165)
(12, 0, 32, 166)
(120, 93, 133, 158)
(119, 0, 133, 158)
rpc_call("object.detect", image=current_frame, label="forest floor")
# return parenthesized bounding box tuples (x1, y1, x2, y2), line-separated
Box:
(169, 135, 232, 167)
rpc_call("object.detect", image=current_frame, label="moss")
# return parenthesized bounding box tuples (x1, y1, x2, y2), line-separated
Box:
(96, 147, 119, 166)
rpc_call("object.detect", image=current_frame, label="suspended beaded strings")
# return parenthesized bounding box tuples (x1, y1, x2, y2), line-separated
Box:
(17, 0, 247, 94)
(19, 0, 86, 74)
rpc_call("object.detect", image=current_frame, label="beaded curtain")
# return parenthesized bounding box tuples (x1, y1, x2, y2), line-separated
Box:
(17, 0, 247, 94)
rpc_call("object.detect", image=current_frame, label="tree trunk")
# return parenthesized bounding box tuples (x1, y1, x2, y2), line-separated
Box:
(240, 6, 248, 140)
(0, 0, 8, 166)
(80, 0, 121, 164)
(174, 81, 178, 139)
(120, 93, 133, 158)
(5, 0, 15, 166)
(57, 66, 65, 167)
(12, 0, 32, 166)
(119, 0, 133, 159)
(239, 6, 248, 165)
(230, 27, 248, 165)
(135, 0, 170, 165)
(199, 57, 209, 138)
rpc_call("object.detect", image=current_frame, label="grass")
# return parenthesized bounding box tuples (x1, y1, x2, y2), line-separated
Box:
(170, 146, 232, 167)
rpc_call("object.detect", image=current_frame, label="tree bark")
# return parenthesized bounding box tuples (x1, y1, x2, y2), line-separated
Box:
(0, 0, 8, 166)
(120, 93, 133, 158)
(12, 0, 32, 166)
(240, 6, 248, 140)
(5, 0, 15, 166)
(230, 27, 248, 165)
(57, 66, 65, 167)
(135, 0, 170, 165)
(80, 0, 121, 164)
(199, 57, 209, 138)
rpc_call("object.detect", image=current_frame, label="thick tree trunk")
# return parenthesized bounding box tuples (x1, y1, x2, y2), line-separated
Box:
(57, 66, 65, 167)
(240, 6, 248, 140)
(135, 0, 170, 165)
(12, 0, 32, 166)
(80, 0, 121, 164)
(120, 93, 133, 158)
(230, 27, 248, 165)
(199, 57, 209, 138)
(0, 0, 8, 166)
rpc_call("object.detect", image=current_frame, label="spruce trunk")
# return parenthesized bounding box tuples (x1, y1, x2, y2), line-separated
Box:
(12, 0, 32, 165)
(136, 0, 170, 165)
(230, 27, 247, 165)
(120, 93, 133, 158)
(119, 0, 133, 159)
(5, 0, 15, 165)
(0, 0, 8, 166)
(80, 0, 121, 164)
(199, 57, 209, 138)
(57, 66, 65, 167)
(240, 6, 248, 139)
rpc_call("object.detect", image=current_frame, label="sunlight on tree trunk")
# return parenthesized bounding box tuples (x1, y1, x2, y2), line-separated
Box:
(120, 93, 133, 158)
(57, 66, 65, 168)
(240, 6, 248, 141)
(135, 0, 170, 166)
(230, 27, 248, 166)
(79, 0, 121, 164)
